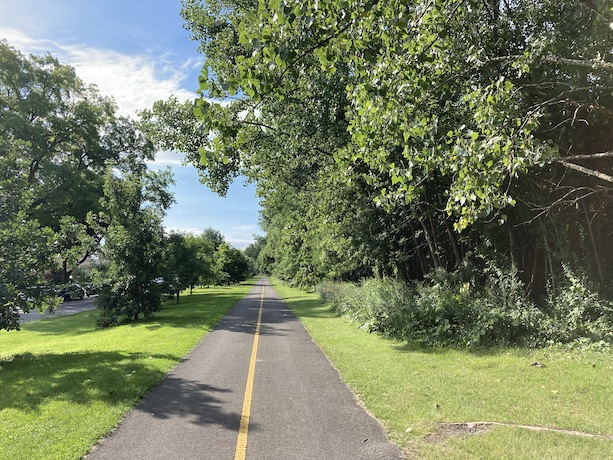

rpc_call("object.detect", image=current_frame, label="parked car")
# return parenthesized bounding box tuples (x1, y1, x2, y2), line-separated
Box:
(56, 284, 86, 301)
(17, 284, 58, 302)
(84, 283, 100, 296)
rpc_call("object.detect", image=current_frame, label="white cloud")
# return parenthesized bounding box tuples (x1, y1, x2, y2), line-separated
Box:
(226, 238, 254, 250)
(226, 225, 263, 249)
(0, 27, 53, 53)
(148, 150, 186, 166)
(0, 27, 197, 117)
(65, 46, 196, 117)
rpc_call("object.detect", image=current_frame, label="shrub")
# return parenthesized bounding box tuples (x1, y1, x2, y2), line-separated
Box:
(542, 265, 613, 345)
(317, 258, 613, 348)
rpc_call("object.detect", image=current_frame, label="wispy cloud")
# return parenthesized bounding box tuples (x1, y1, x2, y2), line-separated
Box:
(147, 150, 186, 166)
(0, 27, 197, 117)
(65, 46, 196, 117)
(226, 238, 254, 250)
(226, 225, 263, 249)
(0, 27, 54, 53)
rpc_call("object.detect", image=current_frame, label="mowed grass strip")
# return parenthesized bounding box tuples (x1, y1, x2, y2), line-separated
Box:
(0, 280, 257, 460)
(271, 278, 613, 460)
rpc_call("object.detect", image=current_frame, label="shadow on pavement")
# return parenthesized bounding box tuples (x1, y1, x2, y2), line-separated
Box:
(136, 377, 249, 432)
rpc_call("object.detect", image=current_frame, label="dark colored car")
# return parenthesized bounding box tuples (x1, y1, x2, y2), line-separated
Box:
(57, 284, 86, 301)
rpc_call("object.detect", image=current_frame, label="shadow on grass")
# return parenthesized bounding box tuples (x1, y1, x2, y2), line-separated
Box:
(136, 290, 251, 331)
(0, 351, 246, 431)
(0, 351, 173, 412)
(21, 314, 97, 336)
(390, 340, 529, 357)
(21, 285, 253, 336)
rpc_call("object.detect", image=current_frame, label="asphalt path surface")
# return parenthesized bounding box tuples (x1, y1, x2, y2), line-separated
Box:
(86, 278, 402, 460)
(19, 296, 98, 323)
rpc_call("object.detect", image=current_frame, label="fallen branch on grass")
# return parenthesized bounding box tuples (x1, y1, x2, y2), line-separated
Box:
(427, 421, 613, 443)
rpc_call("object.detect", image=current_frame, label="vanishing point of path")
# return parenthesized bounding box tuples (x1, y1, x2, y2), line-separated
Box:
(86, 278, 402, 460)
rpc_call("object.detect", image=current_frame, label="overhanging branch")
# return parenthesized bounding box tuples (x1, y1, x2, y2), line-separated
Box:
(563, 151, 613, 161)
(558, 160, 613, 183)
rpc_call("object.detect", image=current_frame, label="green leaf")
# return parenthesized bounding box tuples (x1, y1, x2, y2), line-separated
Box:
(199, 146, 208, 166)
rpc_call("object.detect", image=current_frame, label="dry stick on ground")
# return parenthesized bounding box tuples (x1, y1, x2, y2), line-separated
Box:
(427, 421, 613, 443)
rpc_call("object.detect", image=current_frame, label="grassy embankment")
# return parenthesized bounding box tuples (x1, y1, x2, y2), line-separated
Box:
(0, 280, 256, 460)
(271, 278, 613, 460)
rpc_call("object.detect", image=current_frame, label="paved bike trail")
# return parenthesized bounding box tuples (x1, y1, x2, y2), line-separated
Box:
(86, 278, 402, 460)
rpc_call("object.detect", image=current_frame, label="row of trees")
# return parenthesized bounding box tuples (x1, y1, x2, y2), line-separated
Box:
(95, 226, 253, 327)
(138, 0, 613, 344)
(0, 40, 253, 331)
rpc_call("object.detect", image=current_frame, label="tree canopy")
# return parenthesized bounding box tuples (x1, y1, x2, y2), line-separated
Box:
(0, 40, 141, 329)
(159, 0, 613, 307)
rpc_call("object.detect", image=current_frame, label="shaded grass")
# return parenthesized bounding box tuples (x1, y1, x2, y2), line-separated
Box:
(0, 280, 256, 460)
(271, 278, 613, 459)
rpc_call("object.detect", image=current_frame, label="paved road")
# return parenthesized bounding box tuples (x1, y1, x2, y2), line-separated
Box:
(19, 296, 98, 323)
(86, 278, 402, 460)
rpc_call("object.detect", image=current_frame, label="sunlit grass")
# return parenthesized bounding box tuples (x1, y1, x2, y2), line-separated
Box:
(0, 280, 256, 460)
(271, 278, 613, 459)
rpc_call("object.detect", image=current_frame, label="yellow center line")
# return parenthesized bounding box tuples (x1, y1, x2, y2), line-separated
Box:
(234, 283, 265, 460)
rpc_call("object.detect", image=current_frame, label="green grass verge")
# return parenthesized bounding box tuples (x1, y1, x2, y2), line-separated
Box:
(0, 280, 257, 460)
(270, 278, 613, 460)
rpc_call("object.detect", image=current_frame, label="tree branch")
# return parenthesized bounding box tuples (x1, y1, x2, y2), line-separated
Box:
(238, 120, 332, 157)
(563, 151, 613, 161)
(577, 0, 613, 22)
(558, 160, 613, 183)
(481, 55, 613, 71)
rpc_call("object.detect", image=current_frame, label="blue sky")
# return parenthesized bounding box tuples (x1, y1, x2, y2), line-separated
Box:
(0, 0, 262, 249)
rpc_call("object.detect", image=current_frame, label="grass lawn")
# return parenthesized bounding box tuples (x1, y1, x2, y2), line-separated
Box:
(271, 278, 613, 460)
(0, 280, 256, 460)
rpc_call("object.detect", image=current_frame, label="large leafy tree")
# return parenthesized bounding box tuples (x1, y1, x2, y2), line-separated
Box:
(244, 235, 267, 272)
(0, 40, 171, 330)
(0, 40, 143, 283)
(184, 232, 217, 291)
(164, 231, 214, 302)
(0, 41, 159, 329)
(94, 163, 175, 326)
(0, 137, 59, 330)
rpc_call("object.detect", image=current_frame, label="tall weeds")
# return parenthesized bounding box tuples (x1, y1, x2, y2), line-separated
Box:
(318, 260, 613, 348)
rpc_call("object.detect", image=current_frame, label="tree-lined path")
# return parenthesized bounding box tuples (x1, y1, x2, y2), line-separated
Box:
(86, 278, 401, 459)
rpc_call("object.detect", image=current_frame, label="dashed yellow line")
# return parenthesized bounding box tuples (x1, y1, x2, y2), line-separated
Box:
(234, 284, 265, 460)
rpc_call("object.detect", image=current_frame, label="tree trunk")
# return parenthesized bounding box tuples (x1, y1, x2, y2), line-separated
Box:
(529, 245, 546, 301)
(444, 218, 463, 267)
(582, 200, 604, 285)
(419, 217, 441, 270)
(492, 0, 500, 42)
(62, 259, 69, 283)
